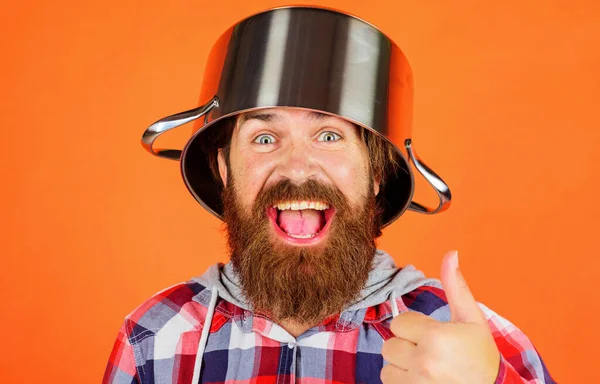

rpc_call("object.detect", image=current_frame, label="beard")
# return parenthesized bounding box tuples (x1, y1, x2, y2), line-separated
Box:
(221, 175, 383, 326)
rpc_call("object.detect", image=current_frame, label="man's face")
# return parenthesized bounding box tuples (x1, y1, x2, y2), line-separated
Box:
(219, 108, 380, 225)
(217, 108, 382, 325)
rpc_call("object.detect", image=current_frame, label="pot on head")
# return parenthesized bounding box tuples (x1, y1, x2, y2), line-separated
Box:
(142, 6, 451, 227)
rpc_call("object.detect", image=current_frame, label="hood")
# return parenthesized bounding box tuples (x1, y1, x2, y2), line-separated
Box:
(193, 249, 441, 312)
(189, 249, 441, 383)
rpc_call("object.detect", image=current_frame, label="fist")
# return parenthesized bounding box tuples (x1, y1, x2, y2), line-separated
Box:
(380, 251, 501, 383)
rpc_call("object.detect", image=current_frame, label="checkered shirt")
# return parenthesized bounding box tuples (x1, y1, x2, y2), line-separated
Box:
(103, 278, 555, 383)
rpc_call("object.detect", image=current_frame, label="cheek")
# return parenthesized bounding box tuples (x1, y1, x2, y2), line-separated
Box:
(319, 152, 370, 199)
(234, 154, 277, 207)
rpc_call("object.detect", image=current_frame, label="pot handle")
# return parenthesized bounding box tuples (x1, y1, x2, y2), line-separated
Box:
(141, 97, 219, 160)
(405, 139, 452, 214)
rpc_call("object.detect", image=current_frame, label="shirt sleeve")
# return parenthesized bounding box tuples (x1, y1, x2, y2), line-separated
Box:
(478, 303, 556, 384)
(102, 320, 141, 384)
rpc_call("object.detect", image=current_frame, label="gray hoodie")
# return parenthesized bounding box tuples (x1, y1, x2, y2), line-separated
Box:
(193, 249, 442, 312)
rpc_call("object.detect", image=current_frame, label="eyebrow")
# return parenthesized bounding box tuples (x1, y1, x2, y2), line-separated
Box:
(237, 111, 327, 127)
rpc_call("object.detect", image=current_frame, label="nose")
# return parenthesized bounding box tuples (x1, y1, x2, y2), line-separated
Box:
(276, 141, 319, 184)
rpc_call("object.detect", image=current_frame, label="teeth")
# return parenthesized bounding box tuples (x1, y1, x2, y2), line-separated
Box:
(287, 232, 316, 239)
(272, 202, 290, 210)
(273, 201, 330, 211)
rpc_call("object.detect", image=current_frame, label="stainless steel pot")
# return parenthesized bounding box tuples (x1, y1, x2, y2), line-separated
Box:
(141, 5, 451, 227)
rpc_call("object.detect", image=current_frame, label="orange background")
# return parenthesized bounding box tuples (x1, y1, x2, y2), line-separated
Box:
(2, 0, 598, 382)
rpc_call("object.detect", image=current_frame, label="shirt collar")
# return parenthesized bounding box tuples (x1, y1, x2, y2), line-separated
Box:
(211, 296, 405, 339)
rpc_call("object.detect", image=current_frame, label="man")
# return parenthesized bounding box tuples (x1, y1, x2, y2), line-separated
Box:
(103, 109, 555, 383)
(105, 6, 555, 383)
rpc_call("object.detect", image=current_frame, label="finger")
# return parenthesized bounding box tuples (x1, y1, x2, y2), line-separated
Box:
(389, 310, 437, 343)
(381, 337, 417, 369)
(440, 250, 486, 324)
(380, 362, 411, 383)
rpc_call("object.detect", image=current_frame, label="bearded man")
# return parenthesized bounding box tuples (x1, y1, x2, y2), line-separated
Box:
(103, 6, 555, 384)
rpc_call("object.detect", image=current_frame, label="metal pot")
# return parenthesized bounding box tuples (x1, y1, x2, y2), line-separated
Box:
(141, 5, 451, 227)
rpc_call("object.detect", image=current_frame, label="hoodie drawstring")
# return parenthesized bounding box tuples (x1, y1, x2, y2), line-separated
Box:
(390, 291, 399, 318)
(191, 287, 219, 384)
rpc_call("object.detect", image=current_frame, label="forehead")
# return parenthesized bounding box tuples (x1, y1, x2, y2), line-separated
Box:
(236, 108, 356, 130)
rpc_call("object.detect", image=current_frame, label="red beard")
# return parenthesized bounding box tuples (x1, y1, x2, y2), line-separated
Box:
(222, 177, 383, 326)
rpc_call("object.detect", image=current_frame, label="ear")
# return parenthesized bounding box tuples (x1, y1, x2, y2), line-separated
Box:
(373, 177, 381, 196)
(217, 149, 228, 188)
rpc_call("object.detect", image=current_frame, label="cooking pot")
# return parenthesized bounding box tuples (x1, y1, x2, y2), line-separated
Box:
(141, 5, 451, 227)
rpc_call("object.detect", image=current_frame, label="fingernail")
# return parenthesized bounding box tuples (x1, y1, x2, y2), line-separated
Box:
(453, 250, 459, 269)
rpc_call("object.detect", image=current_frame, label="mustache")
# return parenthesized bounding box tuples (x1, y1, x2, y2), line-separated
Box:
(251, 179, 350, 217)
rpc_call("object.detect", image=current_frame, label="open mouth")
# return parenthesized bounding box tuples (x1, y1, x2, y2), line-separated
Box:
(267, 200, 335, 245)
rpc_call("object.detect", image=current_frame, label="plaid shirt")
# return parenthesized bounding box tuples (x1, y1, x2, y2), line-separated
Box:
(103, 275, 555, 383)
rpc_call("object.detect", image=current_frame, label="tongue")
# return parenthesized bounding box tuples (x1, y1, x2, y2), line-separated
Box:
(277, 209, 325, 235)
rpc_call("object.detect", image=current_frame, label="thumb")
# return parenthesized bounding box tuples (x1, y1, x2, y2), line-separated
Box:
(440, 250, 485, 324)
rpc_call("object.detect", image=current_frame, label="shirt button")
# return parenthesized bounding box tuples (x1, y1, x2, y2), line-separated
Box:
(287, 342, 295, 349)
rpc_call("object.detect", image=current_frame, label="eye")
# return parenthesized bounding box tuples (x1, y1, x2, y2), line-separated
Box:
(253, 134, 276, 144)
(318, 131, 341, 142)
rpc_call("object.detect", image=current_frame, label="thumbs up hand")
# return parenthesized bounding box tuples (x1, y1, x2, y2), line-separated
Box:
(380, 251, 501, 383)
